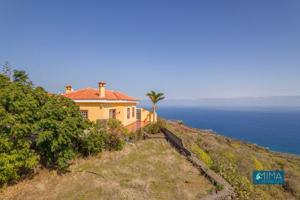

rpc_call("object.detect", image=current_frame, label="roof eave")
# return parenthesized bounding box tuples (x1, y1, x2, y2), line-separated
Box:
(72, 99, 139, 103)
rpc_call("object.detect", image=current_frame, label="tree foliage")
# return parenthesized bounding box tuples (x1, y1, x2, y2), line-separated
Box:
(0, 71, 41, 185)
(146, 91, 165, 104)
(0, 66, 125, 186)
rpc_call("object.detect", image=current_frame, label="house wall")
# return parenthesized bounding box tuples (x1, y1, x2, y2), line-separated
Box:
(140, 108, 153, 123)
(75, 102, 137, 126)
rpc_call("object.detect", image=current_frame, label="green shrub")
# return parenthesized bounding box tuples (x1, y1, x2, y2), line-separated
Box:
(0, 148, 38, 185)
(211, 155, 253, 199)
(144, 123, 160, 134)
(79, 126, 107, 156)
(107, 118, 128, 135)
(191, 144, 213, 168)
(106, 134, 125, 151)
(107, 118, 122, 131)
(0, 69, 88, 183)
(107, 118, 122, 129)
(35, 95, 87, 170)
(144, 120, 166, 134)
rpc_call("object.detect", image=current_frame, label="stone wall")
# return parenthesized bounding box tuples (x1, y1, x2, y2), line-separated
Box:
(160, 128, 236, 200)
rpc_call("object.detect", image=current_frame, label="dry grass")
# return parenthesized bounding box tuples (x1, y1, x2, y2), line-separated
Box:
(0, 139, 214, 200)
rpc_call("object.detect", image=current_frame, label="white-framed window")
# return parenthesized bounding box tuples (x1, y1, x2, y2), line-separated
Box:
(132, 107, 135, 118)
(127, 108, 130, 119)
(80, 110, 88, 119)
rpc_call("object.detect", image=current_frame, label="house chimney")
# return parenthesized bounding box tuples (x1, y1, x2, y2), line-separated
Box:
(65, 85, 72, 94)
(98, 81, 106, 98)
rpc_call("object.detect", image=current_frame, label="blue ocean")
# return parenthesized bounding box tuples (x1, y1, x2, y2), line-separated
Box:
(157, 107, 300, 155)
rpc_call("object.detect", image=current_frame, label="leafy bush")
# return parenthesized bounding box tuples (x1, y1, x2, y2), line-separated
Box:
(0, 145, 38, 185)
(107, 118, 128, 135)
(107, 118, 122, 129)
(211, 155, 253, 199)
(0, 72, 41, 184)
(106, 119, 126, 150)
(0, 69, 88, 184)
(191, 144, 213, 168)
(79, 125, 107, 156)
(35, 95, 87, 170)
(79, 120, 129, 154)
(144, 120, 166, 134)
(144, 123, 160, 134)
(106, 134, 125, 151)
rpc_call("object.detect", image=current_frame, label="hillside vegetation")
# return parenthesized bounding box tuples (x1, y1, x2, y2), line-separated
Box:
(165, 120, 300, 200)
(0, 139, 214, 200)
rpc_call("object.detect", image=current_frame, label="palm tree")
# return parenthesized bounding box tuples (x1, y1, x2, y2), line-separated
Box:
(146, 91, 165, 122)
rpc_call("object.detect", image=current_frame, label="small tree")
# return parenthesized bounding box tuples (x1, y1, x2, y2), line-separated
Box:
(146, 91, 165, 122)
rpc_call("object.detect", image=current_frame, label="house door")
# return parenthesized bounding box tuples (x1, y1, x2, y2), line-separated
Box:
(109, 109, 117, 119)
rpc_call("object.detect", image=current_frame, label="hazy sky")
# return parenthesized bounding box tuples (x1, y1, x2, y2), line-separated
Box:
(1, 0, 300, 99)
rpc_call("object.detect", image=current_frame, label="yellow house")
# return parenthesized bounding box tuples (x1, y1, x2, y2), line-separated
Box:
(63, 82, 151, 131)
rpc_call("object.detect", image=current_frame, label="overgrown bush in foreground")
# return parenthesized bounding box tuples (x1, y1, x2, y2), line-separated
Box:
(0, 67, 125, 186)
(0, 69, 88, 180)
(35, 95, 88, 170)
(0, 72, 47, 185)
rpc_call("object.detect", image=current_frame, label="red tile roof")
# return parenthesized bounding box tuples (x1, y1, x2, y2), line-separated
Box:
(63, 87, 138, 101)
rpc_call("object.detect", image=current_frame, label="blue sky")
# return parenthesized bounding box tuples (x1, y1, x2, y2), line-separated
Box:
(0, 0, 300, 99)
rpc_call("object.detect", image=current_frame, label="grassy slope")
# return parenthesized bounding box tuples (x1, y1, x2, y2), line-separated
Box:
(165, 121, 300, 200)
(0, 139, 214, 200)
